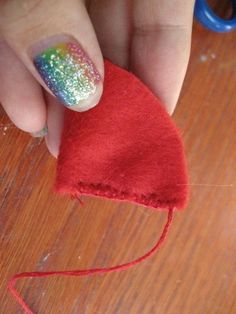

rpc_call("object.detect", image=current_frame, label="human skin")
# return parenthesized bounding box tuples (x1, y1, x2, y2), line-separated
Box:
(0, 0, 195, 157)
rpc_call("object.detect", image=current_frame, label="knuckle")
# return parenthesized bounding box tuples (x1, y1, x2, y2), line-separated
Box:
(0, 0, 42, 19)
(0, 0, 54, 34)
(0, 1, 57, 45)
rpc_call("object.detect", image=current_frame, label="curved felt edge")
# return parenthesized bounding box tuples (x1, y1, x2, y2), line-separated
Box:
(55, 59, 189, 210)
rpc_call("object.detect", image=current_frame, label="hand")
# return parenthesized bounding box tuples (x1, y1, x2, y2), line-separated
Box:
(0, 0, 194, 157)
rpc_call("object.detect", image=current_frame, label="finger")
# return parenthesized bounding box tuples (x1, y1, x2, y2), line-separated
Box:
(89, 0, 131, 68)
(44, 91, 64, 158)
(131, 0, 195, 114)
(0, 40, 46, 133)
(0, 0, 103, 112)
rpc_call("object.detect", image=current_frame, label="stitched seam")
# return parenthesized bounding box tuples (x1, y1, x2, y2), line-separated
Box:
(68, 181, 185, 208)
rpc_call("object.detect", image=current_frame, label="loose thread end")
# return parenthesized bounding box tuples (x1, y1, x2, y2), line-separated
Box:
(7, 207, 174, 313)
(72, 193, 84, 205)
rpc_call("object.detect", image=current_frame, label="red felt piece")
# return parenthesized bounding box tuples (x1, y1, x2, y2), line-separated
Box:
(8, 61, 189, 312)
(55, 60, 188, 210)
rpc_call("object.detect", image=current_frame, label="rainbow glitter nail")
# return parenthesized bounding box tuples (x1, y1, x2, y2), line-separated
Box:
(34, 42, 101, 107)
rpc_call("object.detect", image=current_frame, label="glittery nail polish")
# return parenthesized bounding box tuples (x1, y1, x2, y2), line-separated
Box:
(33, 42, 101, 107)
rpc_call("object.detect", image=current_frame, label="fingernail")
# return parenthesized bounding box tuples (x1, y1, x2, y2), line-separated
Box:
(33, 41, 101, 107)
(31, 126, 48, 138)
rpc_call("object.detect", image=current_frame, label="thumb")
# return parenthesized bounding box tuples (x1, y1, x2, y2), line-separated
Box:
(0, 0, 103, 111)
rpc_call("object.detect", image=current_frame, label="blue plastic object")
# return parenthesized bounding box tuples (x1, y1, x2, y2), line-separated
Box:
(194, 0, 236, 32)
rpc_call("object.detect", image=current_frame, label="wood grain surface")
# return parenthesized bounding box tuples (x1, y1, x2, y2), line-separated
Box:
(1, 20, 236, 314)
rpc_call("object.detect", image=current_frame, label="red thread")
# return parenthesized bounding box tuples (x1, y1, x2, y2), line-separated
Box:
(8, 208, 174, 314)
(73, 194, 84, 205)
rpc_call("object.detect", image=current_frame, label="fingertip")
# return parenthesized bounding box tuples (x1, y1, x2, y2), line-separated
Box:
(31, 39, 103, 112)
(44, 92, 65, 159)
(11, 111, 46, 134)
(0, 40, 47, 135)
(45, 135, 59, 158)
(67, 82, 103, 112)
(31, 125, 48, 138)
(166, 103, 177, 116)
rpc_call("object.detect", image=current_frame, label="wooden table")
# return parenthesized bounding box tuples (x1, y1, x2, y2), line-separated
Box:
(1, 21, 236, 314)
